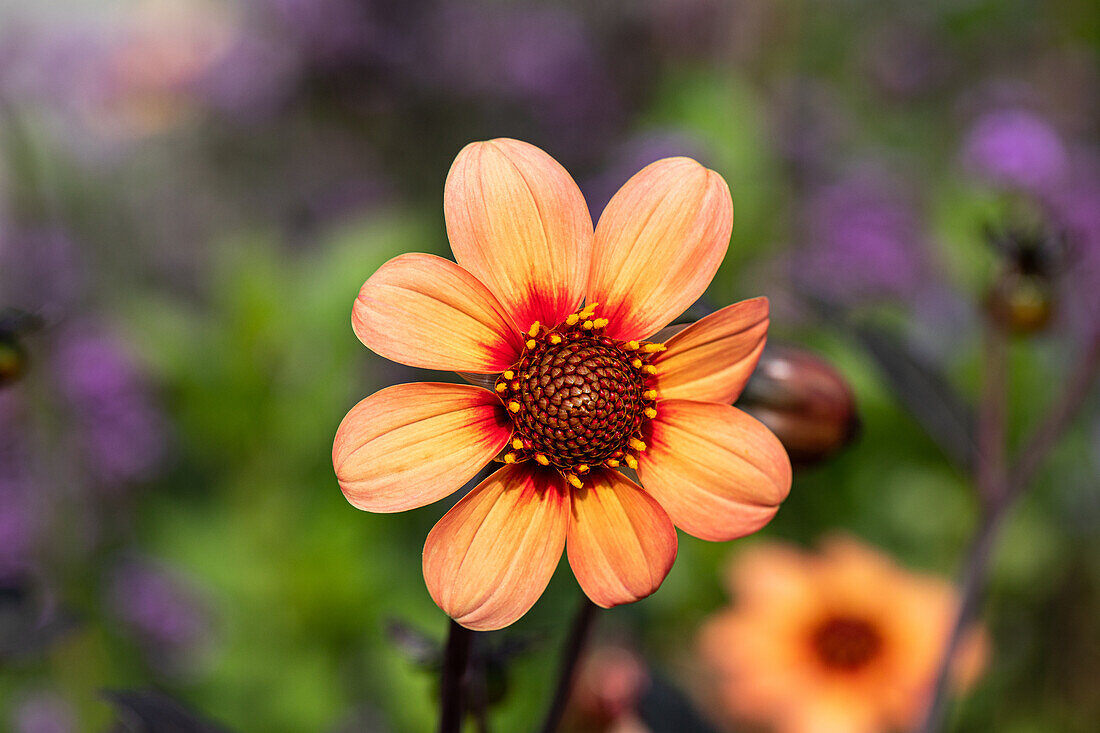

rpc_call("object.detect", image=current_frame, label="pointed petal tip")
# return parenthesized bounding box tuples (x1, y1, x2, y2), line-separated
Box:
(654, 297, 771, 404)
(446, 139, 592, 331)
(567, 469, 678, 608)
(588, 157, 734, 341)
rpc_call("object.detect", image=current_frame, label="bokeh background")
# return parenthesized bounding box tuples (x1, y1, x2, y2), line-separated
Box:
(1, 0, 1098, 731)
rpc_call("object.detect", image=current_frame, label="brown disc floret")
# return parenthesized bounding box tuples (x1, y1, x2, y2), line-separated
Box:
(495, 304, 664, 487)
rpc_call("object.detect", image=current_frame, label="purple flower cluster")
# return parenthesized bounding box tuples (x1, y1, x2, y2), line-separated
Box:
(793, 170, 927, 305)
(52, 325, 168, 488)
(1048, 155, 1100, 335)
(106, 556, 211, 670)
(415, 2, 622, 158)
(961, 108, 1069, 194)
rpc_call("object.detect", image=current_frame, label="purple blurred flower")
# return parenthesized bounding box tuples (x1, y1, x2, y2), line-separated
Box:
(583, 130, 709, 220)
(793, 170, 927, 304)
(420, 4, 621, 156)
(52, 326, 167, 487)
(0, 21, 110, 113)
(193, 31, 298, 120)
(10, 692, 75, 733)
(107, 557, 211, 667)
(961, 108, 1069, 193)
(1049, 154, 1100, 334)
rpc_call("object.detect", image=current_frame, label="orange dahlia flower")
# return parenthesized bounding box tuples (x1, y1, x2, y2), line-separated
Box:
(698, 536, 988, 733)
(333, 138, 791, 630)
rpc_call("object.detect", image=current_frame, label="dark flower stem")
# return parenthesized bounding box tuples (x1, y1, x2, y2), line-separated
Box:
(538, 595, 599, 733)
(439, 620, 474, 733)
(917, 328, 1100, 733)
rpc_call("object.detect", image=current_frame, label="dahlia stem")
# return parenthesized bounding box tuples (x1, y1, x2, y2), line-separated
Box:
(538, 595, 599, 733)
(916, 327, 1100, 733)
(439, 619, 474, 733)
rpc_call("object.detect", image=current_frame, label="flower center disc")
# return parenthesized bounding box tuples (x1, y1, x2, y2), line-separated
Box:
(513, 336, 645, 469)
(811, 616, 883, 671)
(495, 304, 664, 484)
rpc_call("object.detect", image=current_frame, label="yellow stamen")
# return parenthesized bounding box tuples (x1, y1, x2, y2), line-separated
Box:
(527, 321, 541, 338)
(576, 464, 589, 474)
(566, 313, 580, 326)
(566, 474, 583, 489)
(605, 458, 620, 468)
(549, 333, 562, 344)
(582, 320, 594, 330)
(629, 438, 647, 452)
(526, 339, 536, 350)
(642, 389, 658, 400)
(512, 438, 524, 450)
(508, 401, 521, 413)
(495, 382, 507, 392)
(643, 365, 657, 375)
(503, 452, 517, 464)
(581, 302, 599, 315)
(642, 343, 666, 353)
(631, 358, 643, 369)
(503, 370, 514, 380)
(593, 318, 609, 328)
(644, 407, 658, 419)
(535, 454, 550, 466)
(624, 341, 639, 350)
(624, 454, 639, 470)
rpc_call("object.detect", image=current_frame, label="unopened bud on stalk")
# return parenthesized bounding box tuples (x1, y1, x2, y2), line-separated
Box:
(736, 344, 859, 466)
(983, 222, 1063, 335)
(986, 270, 1054, 334)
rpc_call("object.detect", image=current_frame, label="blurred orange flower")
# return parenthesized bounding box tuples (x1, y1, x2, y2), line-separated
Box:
(333, 138, 791, 630)
(698, 536, 987, 733)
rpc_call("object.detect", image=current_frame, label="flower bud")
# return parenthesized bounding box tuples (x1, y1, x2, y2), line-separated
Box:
(566, 644, 649, 732)
(983, 224, 1062, 335)
(736, 344, 858, 466)
(986, 269, 1055, 334)
(0, 336, 26, 388)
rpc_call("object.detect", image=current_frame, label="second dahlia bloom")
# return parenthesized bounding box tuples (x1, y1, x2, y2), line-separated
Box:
(333, 138, 791, 630)
(698, 537, 988, 733)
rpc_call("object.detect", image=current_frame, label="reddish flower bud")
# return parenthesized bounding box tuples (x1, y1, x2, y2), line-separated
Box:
(567, 644, 650, 732)
(736, 344, 858, 466)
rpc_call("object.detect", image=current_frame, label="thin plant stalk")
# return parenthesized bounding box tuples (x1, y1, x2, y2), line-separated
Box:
(916, 328, 1100, 733)
(538, 595, 599, 733)
(439, 620, 474, 733)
